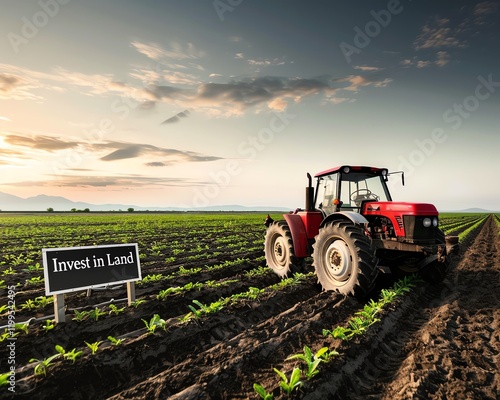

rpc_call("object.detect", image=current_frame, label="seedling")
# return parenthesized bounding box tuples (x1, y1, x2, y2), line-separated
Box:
(1, 267, 16, 276)
(323, 325, 352, 340)
(20, 299, 36, 310)
(15, 322, 29, 334)
(274, 367, 303, 396)
(55, 345, 81, 363)
(25, 276, 44, 286)
(142, 314, 167, 334)
(29, 354, 60, 376)
(0, 372, 10, 387)
(188, 300, 208, 318)
(42, 319, 55, 332)
(73, 309, 89, 322)
(253, 383, 274, 400)
(26, 263, 43, 272)
(108, 304, 126, 315)
(64, 348, 83, 363)
(380, 288, 397, 305)
(85, 341, 102, 355)
(286, 346, 337, 380)
(130, 299, 146, 308)
(107, 335, 125, 346)
(89, 307, 107, 321)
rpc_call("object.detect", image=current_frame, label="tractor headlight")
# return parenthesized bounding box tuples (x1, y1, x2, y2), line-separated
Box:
(423, 218, 432, 228)
(432, 217, 438, 227)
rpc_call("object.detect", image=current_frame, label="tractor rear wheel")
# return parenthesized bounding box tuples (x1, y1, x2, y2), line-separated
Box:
(264, 221, 305, 277)
(312, 221, 378, 296)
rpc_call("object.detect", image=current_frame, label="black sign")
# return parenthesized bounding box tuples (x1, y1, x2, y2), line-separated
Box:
(42, 244, 141, 295)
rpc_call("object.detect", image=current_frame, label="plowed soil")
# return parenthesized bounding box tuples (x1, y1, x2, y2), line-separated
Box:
(2, 215, 499, 399)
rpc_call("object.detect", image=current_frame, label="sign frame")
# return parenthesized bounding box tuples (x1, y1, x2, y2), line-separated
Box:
(42, 243, 142, 323)
(42, 243, 141, 296)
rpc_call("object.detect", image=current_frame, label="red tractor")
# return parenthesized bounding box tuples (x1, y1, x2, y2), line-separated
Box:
(264, 165, 459, 296)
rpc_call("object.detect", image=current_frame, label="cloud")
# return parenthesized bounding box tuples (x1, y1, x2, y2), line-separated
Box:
(54, 68, 139, 97)
(336, 75, 392, 92)
(401, 51, 450, 69)
(7, 174, 205, 189)
(0, 65, 64, 101)
(140, 74, 392, 116)
(1, 41, 392, 116)
(435, 51, 450, 67)
(414, 18, 468, 50)
(131, 41, 205, 62)
(353, 66, 383, 72)
(98, 141, 223, 164)
(247, 58, 286, 67)
(161, 109, 191, 124)
(473, 1, 497, 24)
(5, 134, 81, 151)
(0, 132, 223, 168)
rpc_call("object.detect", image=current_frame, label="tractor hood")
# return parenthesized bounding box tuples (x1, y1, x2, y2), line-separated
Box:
(362, 202, 439, 216)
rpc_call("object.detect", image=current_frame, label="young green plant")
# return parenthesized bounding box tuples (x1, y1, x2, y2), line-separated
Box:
(286, 346, 337, 380)
(29, 354, 60, 377)
(85, 341, 102, 355)
(273, 367, 303, 396)
(253, 383, 274, 400)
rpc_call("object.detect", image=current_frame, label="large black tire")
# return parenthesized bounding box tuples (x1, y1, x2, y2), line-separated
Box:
(264, 221, 305, 278)
(312, 221, 378, 296)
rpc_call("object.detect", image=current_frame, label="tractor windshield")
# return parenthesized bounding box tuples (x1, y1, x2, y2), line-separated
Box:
(339, 172, 390, 209)
(316, 171, 391, 214)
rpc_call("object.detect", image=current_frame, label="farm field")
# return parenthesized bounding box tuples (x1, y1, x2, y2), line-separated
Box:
(0, 212, 499, 399)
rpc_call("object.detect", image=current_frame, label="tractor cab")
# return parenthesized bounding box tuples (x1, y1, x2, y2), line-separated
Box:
(315, 166, 392, 215)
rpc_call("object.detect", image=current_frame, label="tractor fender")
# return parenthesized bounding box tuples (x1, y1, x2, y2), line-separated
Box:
(283, 213, 309, 258)
(319, 211, 369, 228)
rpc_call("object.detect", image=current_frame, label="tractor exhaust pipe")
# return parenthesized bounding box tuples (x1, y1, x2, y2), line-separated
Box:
(305, 173, 314, 211)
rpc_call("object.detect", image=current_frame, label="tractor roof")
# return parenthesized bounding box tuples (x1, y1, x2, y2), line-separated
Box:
(314, 165, 387, 178)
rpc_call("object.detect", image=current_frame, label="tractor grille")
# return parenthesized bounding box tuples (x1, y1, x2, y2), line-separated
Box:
(403, 216, 437, 243)
(395, 216, 404, 230)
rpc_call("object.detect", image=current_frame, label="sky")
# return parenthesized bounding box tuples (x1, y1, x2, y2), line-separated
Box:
(0, 0, 499, 211)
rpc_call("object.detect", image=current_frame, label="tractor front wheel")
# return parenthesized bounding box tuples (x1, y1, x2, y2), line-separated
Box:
(312, 221, 378, 296)
(264, 221, 305, 277)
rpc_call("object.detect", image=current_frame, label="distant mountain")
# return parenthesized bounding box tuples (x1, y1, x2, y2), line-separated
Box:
(454, 208, 493, 213)
(0, 191, 290, 212)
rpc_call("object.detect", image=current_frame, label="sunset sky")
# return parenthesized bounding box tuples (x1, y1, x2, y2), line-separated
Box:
(1, 0, 499, 210)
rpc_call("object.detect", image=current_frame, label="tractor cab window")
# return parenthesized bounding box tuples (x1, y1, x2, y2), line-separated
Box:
(339, 173, 389, 210)
(316, 175, 338, 215)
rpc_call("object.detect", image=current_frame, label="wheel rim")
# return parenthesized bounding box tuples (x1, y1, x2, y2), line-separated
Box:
(272, 235, 288, 268)
(324, 239, 352, 282)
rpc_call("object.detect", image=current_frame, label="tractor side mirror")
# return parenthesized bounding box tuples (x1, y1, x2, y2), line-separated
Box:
(388, 170, 405, 186)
